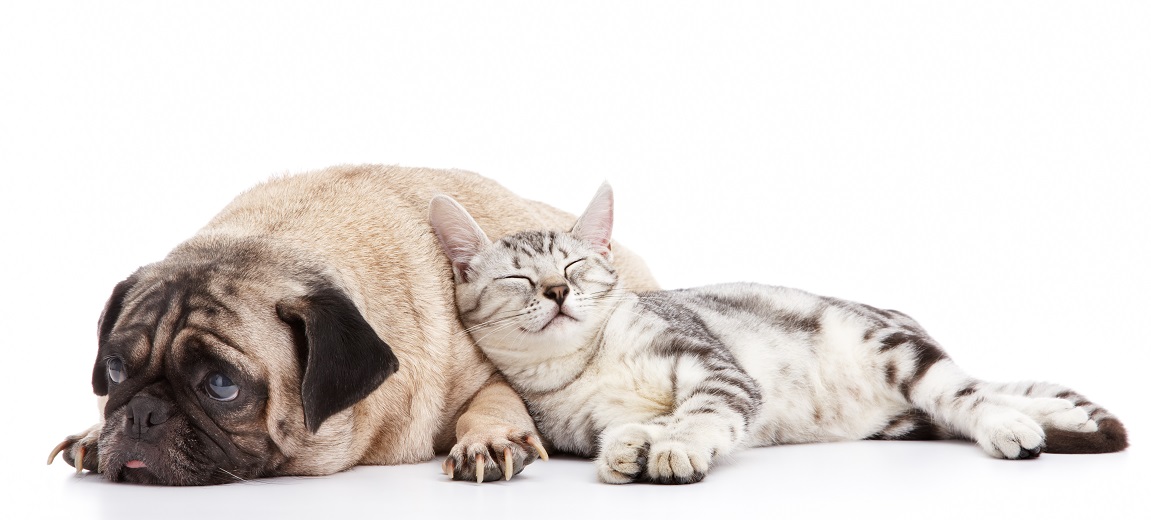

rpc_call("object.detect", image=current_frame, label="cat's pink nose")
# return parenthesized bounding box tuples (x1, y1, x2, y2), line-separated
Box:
(544, 284, 569, 306)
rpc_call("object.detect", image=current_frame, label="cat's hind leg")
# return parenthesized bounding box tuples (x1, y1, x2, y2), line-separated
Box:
(897, 357, 1048, 459)
(875, 332, 1051, 459)
(981, 381, 1128, 454)
(899, 360, 1129, 458)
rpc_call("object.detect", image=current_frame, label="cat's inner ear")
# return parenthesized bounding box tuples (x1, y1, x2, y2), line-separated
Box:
(429, 195, 492, 282)
(571, 182, 614, 257)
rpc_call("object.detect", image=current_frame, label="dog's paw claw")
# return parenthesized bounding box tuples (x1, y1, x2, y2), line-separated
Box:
(48, 439, 72, 466)
(50, 426, 102, 474)
(444, 430, 543, 483)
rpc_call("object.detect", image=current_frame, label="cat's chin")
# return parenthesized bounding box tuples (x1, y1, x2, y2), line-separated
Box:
(533, 313, 579, 333)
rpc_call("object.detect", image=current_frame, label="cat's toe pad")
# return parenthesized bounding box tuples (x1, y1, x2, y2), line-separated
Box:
(646, 441, 710, 484)
(977, 411, 1046, 459)
(596, 424, 651, 484)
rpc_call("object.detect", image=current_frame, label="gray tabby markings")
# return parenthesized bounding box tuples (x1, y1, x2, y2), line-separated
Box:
(428, 182, 1128, 485)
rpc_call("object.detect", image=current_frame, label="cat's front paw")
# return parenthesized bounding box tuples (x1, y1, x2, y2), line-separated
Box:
(443, 429, 548, 483)
(976, 410, 1046, 459)
(646, 440, 710, 484)
(597, 424, 651, 484)
(49, 424, 102, 474)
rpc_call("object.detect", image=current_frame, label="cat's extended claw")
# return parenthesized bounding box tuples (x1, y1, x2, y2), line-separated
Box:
(443, 457, 455, 480)
(526, 435, 549, 461)
(503, 448, 514, 481)
(475, 453, 485, 483)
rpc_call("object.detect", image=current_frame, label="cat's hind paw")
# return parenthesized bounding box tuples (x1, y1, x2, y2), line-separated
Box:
(996, 395, 1098, 433)
(1029, 398, 1097, 433)
(596, 424, 651, 484)
(975, 410, 1046, 460)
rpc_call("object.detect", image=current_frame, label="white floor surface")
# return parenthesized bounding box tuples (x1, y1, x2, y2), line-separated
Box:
(3, 2, 1148, 519)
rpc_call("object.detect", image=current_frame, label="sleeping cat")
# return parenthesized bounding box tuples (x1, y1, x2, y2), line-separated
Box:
(428, 183, 1127, 484)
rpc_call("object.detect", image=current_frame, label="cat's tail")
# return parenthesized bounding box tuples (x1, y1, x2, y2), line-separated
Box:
(985, 381, 1128, 454)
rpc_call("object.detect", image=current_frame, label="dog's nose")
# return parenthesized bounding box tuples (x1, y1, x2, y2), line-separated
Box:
(543, 284, 569, 307)
(126, 395, 172, 440)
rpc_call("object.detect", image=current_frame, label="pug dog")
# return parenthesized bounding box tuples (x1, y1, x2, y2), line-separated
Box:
(48, 165, 659, 485)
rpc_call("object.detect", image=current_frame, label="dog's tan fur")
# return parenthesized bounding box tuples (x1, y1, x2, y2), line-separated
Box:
(54, 165, 657, 483)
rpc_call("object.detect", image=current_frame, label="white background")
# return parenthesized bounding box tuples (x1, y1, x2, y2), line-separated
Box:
(2, 1, 1148, 518)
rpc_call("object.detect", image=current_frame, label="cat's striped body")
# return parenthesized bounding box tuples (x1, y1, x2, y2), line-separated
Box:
(429, 184, 1127, 484)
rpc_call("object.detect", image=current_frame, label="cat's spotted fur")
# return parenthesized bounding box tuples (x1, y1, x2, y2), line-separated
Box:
(429, 183, 1127, 484)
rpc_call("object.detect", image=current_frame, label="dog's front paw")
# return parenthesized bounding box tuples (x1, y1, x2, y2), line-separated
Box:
(596, 424, 652, 484)
(49, 425, 102, 474)
(443, 429, 548, 483)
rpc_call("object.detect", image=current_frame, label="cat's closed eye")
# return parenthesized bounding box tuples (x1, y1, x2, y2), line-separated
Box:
(498, 275, 534, 285)
(564, 258, 587, 278)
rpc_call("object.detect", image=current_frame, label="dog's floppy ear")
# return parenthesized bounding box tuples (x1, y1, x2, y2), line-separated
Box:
(92, 274, 138, 396)
(276, 285, 400, 433)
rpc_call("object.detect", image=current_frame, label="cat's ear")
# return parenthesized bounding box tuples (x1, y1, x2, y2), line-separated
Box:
(572, 182, 614, 258)
(429, 195, 492, 282)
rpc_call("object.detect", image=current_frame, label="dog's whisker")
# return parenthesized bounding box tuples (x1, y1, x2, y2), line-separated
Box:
(216, 467, 274, 485)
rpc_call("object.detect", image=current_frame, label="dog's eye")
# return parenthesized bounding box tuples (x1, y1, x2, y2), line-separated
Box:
(106, 357, 126, 384)
(205, 373, 239, 402)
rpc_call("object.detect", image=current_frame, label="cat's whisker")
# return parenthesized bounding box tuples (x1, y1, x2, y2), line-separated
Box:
(432, 182, 1130, 488)
(472, 322, 521, 344)
(457, 311, 533, 336)
(471, 315, 533, 345)
(584, 290, 628, 300)
(510, 327, 535, 355)
(585, 294, 629, 303)
(461, 316, 525, 336)
(467, 307, 529, 325)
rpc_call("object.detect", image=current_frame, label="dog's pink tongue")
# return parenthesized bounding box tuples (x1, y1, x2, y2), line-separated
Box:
(125, 460, 147, 469)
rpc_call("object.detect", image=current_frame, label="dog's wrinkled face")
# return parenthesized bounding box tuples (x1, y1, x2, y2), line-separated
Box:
(91, 244, 398, 485)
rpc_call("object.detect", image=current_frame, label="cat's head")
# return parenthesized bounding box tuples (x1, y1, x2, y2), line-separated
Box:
(428, 183, 620, 358)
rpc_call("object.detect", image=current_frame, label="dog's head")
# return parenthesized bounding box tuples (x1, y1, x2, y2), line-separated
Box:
(90, 240, 398, 485)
